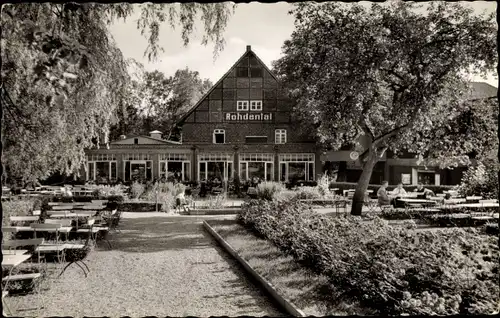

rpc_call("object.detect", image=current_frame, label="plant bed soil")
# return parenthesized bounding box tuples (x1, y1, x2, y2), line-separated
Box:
(207, 219, 374, 316)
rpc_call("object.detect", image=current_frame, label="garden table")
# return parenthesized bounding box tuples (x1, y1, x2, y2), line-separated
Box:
(398, 198, 436, 205)
(1, 250, 28, 255)
(444, 203, 499, 209)
(10, 216, 40, 223)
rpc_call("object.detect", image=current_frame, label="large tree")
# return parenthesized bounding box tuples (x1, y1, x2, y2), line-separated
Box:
(109, 67, 211, 140)
(273, 1, 496, 215)
(1, 3, 234, 183)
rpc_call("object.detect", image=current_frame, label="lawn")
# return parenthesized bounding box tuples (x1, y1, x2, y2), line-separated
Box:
(207, 219, 376, 316)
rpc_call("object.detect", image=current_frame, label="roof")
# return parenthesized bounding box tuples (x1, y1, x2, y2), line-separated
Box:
(109, 134, 178, 145)
(469, 82, 497, 100)
(176, 45, 280, 126)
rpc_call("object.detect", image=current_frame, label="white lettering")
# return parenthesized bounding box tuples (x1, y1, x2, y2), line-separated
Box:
(223, 112, 273, 121)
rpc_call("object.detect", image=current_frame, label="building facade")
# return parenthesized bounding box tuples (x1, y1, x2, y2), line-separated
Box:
(83, 46, 497, 186)
(83, 46, 321, 183)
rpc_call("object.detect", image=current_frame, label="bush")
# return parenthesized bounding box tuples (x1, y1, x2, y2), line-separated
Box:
(458, 160, 499, 199)
(86, 184, 127, 197)
(317, 172, 333, 197)
(130, 182, 145, 199)
(238, 200, 499, 316)
(294, 186, 322, 200)
(255, 182, 285, 201)
(2, 199, 35, 229)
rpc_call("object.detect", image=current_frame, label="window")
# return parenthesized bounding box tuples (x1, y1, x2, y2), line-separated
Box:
(275, 129, 287, 144)
(213, 129, 225, 144)
(250, 100, 262, 111)
(237, 100, 249, 111)
(134, 138, 138, 144)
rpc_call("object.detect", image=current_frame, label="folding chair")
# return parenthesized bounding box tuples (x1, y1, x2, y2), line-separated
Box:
(2, 238, 46, 315)
(59, 219, 95, 278)
(31, 224, 66, 268)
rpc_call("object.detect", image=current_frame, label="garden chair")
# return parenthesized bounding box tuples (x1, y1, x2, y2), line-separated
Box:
(59, 219, 95, 278)
(102, 205, 122, 233)
(2, 291, 13, 316)
(2, 238, 46, 315)
(31, 223, 66, 268)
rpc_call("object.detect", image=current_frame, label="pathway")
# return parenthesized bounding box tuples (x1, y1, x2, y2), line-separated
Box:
(7, 213, 284, 317)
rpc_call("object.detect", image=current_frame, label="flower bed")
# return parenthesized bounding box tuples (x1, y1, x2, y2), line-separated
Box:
(238, 199, 499, 316)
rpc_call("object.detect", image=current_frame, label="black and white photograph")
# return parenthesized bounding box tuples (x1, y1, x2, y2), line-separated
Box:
(1, 1, 498, 316)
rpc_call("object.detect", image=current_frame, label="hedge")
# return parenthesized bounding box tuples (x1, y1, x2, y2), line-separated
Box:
(238, 199, 499, 316)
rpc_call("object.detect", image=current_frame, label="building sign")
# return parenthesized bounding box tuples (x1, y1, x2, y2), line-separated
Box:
(224, 112, 273, 122)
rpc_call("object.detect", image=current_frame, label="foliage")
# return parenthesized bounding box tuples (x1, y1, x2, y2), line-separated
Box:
(273, 1, 496, 215)
(293, 186, 322, 200)
(85, 184, 127, 197)
(203, 194, 226, 209)
(2, 199, 35, 227)
(316, 172, 333, 197)
(457, 159, 499, 199)
(238, 200, 499, 315)
(130, 182, 145, 199)
(255, 182, 286, 201)
(1, 3, 234, 182)
(110, 68, 212, 141)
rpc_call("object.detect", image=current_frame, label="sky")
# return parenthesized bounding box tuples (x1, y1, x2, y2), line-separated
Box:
(108, 1, 498, 87)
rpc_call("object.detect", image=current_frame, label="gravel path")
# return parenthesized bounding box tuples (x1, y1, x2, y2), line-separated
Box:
(6, 213, 284, 317)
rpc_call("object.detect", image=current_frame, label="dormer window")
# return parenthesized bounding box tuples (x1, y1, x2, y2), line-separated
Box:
(237, 101, 249, 111)
(250, 100, 262, 111)
(213, 129, 225, 144)
(134, 138, 139, 144)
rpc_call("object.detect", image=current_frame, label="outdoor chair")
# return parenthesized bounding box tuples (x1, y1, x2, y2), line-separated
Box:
(31, 223, 66, 267)
(363, 198, 380, 215)
(2, 238, 46, 315)
(59, 219, 95, 278)
(2, 291, 13, 316)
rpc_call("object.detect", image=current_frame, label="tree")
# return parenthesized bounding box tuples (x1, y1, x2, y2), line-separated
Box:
(1, 3, 234, 183)
(273, 1, 496, 215)
(110, 67, 212, 140)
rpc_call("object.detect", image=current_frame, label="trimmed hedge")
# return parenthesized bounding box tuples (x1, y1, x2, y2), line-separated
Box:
(238, 200, 499, 315)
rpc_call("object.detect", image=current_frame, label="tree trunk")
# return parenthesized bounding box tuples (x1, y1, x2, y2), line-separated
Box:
(351, 149, 379, 216)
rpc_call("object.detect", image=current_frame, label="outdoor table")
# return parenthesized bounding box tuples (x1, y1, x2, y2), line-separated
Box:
(10, 216, 40, 223)
(1, 250, 28, 255)
(2, 253, 32, 269)
(398, 198, 437, 208)
(449, 203, 499, 210)
(465, 196, 483, 203)
(14, 226, 72, 240)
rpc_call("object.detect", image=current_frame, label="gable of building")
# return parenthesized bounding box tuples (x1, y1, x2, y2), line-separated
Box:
(178, 45, 294, 126)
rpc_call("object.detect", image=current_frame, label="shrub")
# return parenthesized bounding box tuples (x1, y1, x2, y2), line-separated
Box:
(256, 182, 285, 201)
(86, 184, 127, 197)
(205, 193, 226, 209)
(294, 186, 322, 200)
(2, 199, 35, 227)
(458, 160, 499, 199)
(130, 182, 145, 199)
(317, 172, 332, 197)
(157, 192, 176, 213)
(238, 200, 499, 316)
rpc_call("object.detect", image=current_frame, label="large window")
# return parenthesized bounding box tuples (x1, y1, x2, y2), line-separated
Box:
(275, 129, 287, 144)
(198, 153, 234, 181)
(86, 154, 117, 183)
(123, 153, 152, 182)
(279, 153, 315, 182)
(213, 129, 225, 144)
(418, 171, 436, 185)
(239, 153, 274, 181)
(159, 153, 191, 182)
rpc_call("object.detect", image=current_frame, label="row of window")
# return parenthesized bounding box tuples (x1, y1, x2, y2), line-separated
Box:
(236, 100, 262, 111)
(87, 153, 315, 182)
(213, 129, 286, 144)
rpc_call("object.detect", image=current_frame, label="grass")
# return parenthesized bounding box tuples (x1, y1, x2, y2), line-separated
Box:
(207, 219, 375, 316)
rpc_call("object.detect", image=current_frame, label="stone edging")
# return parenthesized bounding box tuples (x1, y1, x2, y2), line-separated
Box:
(203, 221, 306, 317)
(190, 208, 240, 216)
